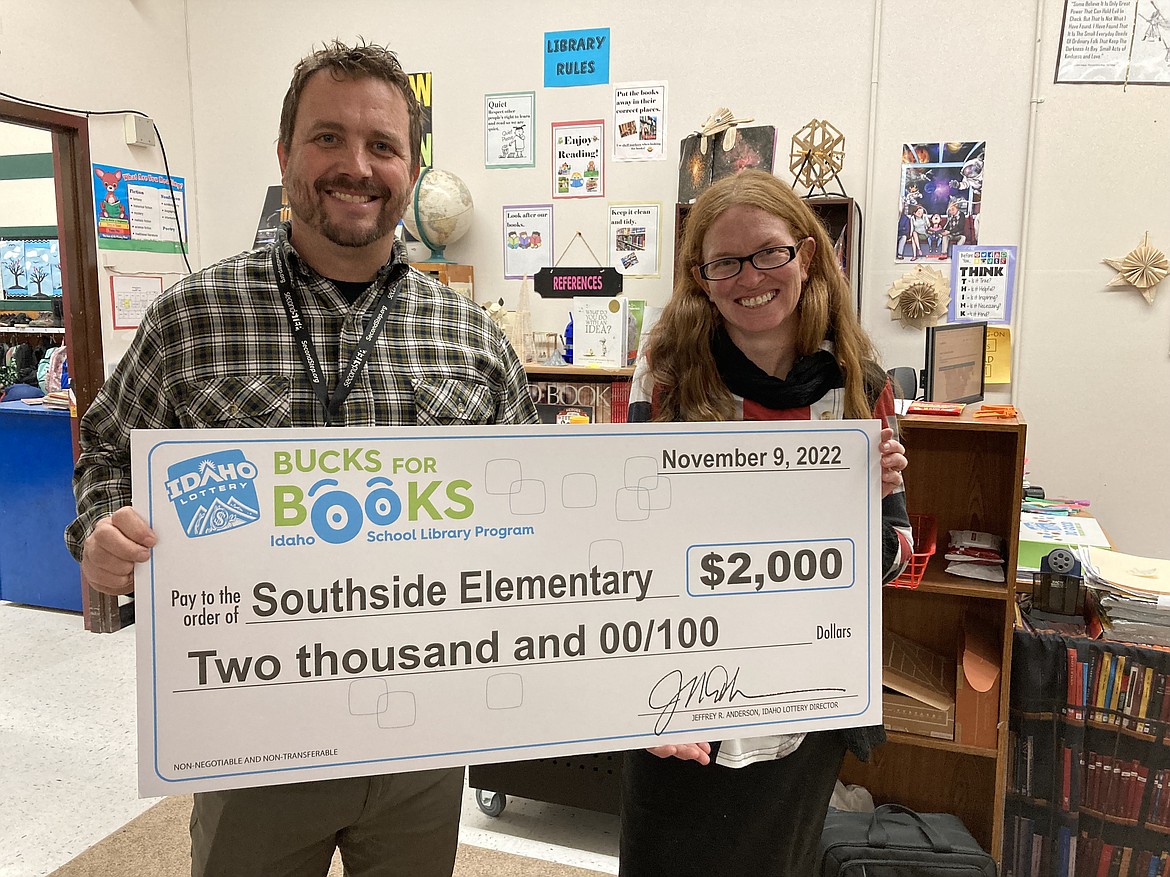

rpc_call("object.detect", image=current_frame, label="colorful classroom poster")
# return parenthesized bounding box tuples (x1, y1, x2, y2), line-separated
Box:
(544, 27, 610, 87)
(612, 82, 667, 161)
(1056, 0, 1170, 84)
(485, 92, 536, 168)
(949, 246, 1017, 324)
(503, 204, 553, 280)
(896, 142, 984, 265)
(93, 164, 187, 254)
(552, 120, 604, 199)
(1, 238, 61, 297)
(406, 73, 433, 168)
(607, 203, 661, 277)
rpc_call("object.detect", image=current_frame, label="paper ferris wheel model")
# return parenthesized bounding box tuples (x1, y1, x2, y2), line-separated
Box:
(886, 265, 951, 329)
(1103, 231, 1168, 304)
(789, 119, 845, 192)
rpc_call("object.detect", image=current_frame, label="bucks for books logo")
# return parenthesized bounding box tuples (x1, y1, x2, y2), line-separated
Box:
(164, 450, 261, 538)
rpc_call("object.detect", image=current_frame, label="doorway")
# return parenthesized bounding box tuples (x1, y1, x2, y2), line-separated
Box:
(0, 98, 116, 631)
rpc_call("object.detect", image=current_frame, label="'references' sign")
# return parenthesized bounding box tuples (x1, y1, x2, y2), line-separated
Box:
(534, 266, 623, 298)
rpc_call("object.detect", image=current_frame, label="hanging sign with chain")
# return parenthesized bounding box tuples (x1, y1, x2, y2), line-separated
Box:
(533, 230, 624, 297)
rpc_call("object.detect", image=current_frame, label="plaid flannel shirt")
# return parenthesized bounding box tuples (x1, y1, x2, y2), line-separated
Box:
(66, 224, 536, 560)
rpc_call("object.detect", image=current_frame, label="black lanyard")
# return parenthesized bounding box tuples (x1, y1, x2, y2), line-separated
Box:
(272, 247, 406, 426)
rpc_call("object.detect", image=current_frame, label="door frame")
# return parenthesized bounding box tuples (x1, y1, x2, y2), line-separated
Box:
(0, 98, 119, 631)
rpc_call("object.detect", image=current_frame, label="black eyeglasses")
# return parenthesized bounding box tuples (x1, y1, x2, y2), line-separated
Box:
(697, 239, 808, 281)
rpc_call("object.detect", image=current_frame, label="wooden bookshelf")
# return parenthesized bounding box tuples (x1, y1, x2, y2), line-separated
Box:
(839, 409, 1026, 864)
(523, 364, 633, 380)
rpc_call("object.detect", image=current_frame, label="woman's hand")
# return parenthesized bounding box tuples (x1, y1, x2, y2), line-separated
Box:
(880, 427, 907, 498)
(645, 741, 712, 765)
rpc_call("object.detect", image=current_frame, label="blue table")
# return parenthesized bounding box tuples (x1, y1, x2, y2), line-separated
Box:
(0, 400, 82, 611)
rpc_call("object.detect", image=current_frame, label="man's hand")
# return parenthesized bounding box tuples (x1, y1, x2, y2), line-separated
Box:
(81, 507, 157, 595)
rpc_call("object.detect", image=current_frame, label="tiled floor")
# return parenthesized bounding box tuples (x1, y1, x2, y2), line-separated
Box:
(0, 601, 618, 877)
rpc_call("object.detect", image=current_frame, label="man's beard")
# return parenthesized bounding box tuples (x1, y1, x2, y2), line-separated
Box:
(285, 174, 408, 249)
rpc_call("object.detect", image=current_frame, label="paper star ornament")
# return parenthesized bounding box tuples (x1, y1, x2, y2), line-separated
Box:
(1104, 232, 1167, 304)
(886, 265, 950, 329)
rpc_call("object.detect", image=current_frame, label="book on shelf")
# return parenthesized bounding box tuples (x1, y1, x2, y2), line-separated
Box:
(1017, 511, 1111, 572)
(571, 296, 628, 368)
(528, 379, 613, 424)
(534, 403, 594, 424)
(677, 124, 777, 203)
(881, 629, 955, 740)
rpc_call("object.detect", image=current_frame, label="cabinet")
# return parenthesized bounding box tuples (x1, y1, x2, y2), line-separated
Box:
(470, 408, 1026, 854)
(838, 409, 1026, 863)
(409, 262, 474, 301)
(0, 400, 82, 611)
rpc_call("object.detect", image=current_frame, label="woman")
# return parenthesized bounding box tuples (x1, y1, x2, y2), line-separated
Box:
(927, 213, 946, 256)
(909, 205, 927, 260)
(621, 170, 912, 877)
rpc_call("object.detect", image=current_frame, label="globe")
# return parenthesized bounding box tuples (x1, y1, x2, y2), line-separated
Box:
(402, 167, 474, 262)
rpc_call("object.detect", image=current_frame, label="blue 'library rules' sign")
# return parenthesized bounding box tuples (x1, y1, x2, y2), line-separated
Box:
(544, 27, 610, 87)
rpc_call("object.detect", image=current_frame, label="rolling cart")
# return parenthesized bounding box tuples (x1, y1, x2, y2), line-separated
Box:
(469, 751, 623, 817)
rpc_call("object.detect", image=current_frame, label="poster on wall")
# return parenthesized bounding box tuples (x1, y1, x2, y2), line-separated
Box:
(895, 142, 984, 265)
(110, 274, 165, 330)
(612, 82, 667, 161)
(948, 245, 1016, 324)
(252, 186, 290, 249)
(552, 120, 604, 199)
(502, 204, 553, 280)
(544, 27, 610, 88)
(93, 163, 188, 254)
(1056, 0, 1170, 84)
(985, 326, 1011, 384)
(407, 73, 434, 168)
(607, 203, 661, 277)
(485, 92, 536, 169)
(1, 238, 61, 298)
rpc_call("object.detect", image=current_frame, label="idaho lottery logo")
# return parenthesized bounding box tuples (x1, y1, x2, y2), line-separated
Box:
(165, 450, 261, 538)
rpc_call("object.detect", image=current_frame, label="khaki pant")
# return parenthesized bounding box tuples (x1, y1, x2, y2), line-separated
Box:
(190, 767, 463, 877)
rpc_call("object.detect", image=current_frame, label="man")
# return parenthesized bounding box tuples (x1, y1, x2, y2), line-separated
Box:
(65, 40, 537, 877)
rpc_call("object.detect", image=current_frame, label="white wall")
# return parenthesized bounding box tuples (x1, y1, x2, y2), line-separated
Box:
(2, 0, 1167, 556)
(0, 0, 196, 363)
(0, 124, 54, 228)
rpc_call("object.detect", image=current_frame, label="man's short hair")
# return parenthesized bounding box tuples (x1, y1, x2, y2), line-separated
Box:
(279, 38, 424, 171)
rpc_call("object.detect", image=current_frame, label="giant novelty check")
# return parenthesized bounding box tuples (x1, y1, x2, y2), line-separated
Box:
(132, 420, 883, 796)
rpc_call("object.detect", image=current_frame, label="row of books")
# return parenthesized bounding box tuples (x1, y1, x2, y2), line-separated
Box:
(1009, 734, 1164, 824)
(1005, 818, 1170, 877)
(20, 389, 71, 411)
(1009, 729, 1040, 798)
(1064, 648, 1170, 735)
(1069, 748, 1148, 821)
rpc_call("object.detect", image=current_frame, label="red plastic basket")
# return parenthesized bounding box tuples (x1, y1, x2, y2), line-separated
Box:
(888, 513, 937, 589)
